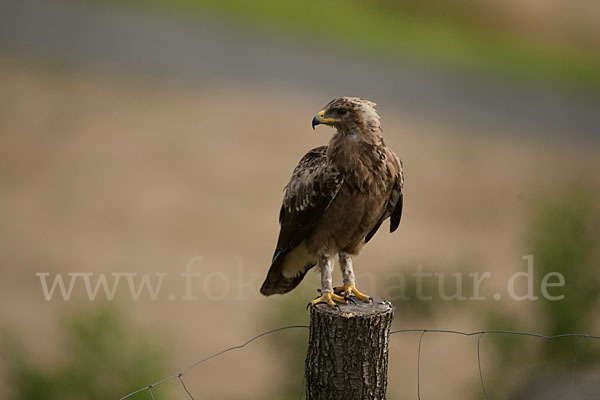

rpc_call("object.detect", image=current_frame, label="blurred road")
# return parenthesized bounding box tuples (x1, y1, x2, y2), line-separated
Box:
(1, 0, 599, 141)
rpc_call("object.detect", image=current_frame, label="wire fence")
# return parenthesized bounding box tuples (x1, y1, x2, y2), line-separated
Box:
(120, 326, 600, 400)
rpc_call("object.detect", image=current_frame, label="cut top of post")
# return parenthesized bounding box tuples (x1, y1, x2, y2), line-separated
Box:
(312, 298, 393, 318)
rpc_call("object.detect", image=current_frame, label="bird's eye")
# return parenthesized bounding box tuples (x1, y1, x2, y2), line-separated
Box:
(338, 108, 347, 115)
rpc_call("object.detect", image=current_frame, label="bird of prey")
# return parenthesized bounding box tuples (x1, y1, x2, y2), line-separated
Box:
(260, 97, 403, 308)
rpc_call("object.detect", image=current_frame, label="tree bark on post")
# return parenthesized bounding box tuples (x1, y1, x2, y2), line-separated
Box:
(305, 299, 394, 400)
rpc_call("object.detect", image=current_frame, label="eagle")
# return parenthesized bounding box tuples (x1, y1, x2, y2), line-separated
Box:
(260, 97, 404, 308)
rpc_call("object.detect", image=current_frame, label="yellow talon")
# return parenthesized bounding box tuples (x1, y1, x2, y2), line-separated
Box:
(334, 284, 372, 303)
(309, 292, 347, 309)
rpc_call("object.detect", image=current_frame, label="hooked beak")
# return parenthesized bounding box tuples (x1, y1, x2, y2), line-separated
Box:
(311, 109, 340, 130)
(312, 110, 324, 130)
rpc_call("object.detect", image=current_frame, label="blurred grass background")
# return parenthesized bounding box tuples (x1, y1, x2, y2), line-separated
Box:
(111, 0, 600, 91)
(3, 307, 167, 400)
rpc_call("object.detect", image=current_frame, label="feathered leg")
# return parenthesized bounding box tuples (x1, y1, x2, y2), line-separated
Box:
(334, 253, 372, 303)
(309, 255, 347, 309)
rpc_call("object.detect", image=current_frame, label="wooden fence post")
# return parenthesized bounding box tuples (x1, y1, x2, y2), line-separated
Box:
(305, 299, 394, 399)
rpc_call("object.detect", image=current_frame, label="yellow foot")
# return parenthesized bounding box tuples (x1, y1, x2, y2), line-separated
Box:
(307, 292, 347, 309)
(334, 284, 372, 303)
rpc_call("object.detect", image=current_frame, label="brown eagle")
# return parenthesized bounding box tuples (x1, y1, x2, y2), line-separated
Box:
(260, 97, 404, 308)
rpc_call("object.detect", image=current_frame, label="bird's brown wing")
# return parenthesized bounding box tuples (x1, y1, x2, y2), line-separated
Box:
(277, 146, 343, 251)
(260, 146, 343, 295)
(365, 150, 404, 243)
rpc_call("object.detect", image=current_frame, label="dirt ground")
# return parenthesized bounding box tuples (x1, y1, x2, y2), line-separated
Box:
(0, 59, 598, 399)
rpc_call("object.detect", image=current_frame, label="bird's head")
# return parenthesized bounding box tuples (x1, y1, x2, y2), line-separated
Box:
(311, 97, 380, 135)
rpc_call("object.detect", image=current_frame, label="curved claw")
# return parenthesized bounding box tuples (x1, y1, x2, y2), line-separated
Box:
(334, 284, 372, 303)
(308, 292, 347, 309)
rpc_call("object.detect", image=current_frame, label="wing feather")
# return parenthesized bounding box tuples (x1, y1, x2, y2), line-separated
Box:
(276, 146, 342, 253)
(365, 151, 404, 243)
(260, 146, 343, 295)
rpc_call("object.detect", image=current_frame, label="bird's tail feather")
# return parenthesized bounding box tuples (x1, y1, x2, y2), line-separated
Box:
(260, 249, 314, 295)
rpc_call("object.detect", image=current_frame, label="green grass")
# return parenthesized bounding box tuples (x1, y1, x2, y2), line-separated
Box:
(531, 189, 600, 362)
(481, 189, 600, 399)
(3, 306, 168, 400)
(262, 288, 311, 399)
(106, 0, 600, 92)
